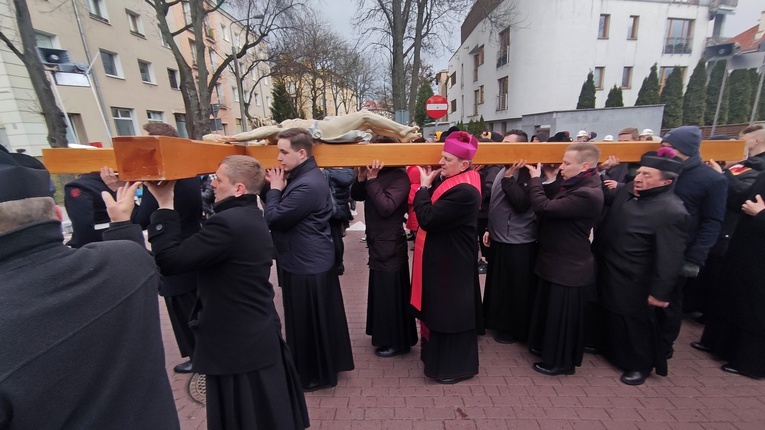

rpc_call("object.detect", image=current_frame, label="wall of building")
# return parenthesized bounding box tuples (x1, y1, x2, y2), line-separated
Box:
(447, 0, 721, 131)
(520, 105, 665, 140)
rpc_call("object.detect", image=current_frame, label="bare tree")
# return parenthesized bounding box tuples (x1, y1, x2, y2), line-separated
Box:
(147, 0, 306, 139)
(354, 0, 519, 118)
(0, 0, 68, 147)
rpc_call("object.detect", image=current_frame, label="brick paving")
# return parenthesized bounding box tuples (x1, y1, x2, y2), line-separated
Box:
(158, 203, 765, 430)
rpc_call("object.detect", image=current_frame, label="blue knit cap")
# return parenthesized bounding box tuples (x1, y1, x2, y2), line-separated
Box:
(661, 126, 702, 157)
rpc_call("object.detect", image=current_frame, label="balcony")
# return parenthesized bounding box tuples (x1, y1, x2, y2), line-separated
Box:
(496, 47, 509, 68)
(664, 37, 693, 54)
(710, 0, 737, 13)
(496, 94, 508, 111)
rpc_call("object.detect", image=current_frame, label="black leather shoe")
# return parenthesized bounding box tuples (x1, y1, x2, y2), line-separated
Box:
(532, 362, 574, 376)
(529, 348, 542, 357)
(302, 382, 326, 392)
(584, 346, 600, 355)
(173, 360, 193, 374)
(620, 370, 649, 386)
(493, 331, 516, 344)
(375, 347, 408, 358)
(720, 363, 742, 376)
(435, 375, 473, 384)
(690, 341, 712, 353)
(665, 350, 674, 360)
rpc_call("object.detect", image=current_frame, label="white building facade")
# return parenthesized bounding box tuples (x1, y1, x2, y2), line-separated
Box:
(447, 0, 737, 135)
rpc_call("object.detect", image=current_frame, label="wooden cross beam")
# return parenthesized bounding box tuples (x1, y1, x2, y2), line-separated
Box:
(42, 136, 746, 181)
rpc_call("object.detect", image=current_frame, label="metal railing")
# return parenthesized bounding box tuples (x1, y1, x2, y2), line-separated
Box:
(664, 36, 693, 54)
(496, 93, 508, 111)
(496, 47, 509, 68)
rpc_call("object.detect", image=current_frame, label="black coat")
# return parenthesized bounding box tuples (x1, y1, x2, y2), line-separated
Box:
(527, 174, 604, 287)
(0, 221, 179, 429)
(594, 183, 690, 315)
(350, 167, 409, 271)
(413, 174, 481, 333)
(133, 178, 202, 296)
(147, 195, 281, 375)
(724, 172, 765, 333)
(64, 173, 114, 248)
(324, 168, 354, 223)
(265, 157, 335, 275)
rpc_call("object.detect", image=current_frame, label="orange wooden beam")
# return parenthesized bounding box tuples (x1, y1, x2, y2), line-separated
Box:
(43, 138, 745, 181)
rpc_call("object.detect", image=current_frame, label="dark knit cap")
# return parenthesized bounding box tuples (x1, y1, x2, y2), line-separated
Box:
(0, 151, 51, 203)
(661, 126, 702, 157)
(640, 148, 683, 174)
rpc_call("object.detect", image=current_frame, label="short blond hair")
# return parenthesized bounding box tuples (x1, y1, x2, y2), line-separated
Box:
(566, 142, 601, 166)
(0, 197, 57, 233)
(219, 155, 265, 194)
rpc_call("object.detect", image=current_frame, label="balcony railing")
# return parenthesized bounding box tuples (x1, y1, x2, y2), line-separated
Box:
(496, 47, 509, 68)
(496, 93, 508, 111)
(664, 36, 693, 54)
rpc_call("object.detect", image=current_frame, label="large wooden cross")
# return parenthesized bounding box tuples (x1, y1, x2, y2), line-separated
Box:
(43, 136, 746, 181)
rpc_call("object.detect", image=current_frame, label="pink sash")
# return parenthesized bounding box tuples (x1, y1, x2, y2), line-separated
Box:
(410, 170, 481, 311)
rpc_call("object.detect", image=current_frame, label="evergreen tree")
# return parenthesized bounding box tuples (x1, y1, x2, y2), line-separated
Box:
(705, 60, 729, 126)
(270, 79, 294, 123)
(727, 69, 754, 124)
(660, 67, 684, 129)
(605, 84, 624, 107)
(577, 71, 596, 109)
(682, 58, 706, 126)
(413, 82, 435, 128)
(635, 63, 661, 106)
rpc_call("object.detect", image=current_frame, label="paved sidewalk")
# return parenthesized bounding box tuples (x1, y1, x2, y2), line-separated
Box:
(161, 203, 765, 430)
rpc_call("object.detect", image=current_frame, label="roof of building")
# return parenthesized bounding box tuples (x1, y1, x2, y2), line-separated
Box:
(726, 24, 765, 52)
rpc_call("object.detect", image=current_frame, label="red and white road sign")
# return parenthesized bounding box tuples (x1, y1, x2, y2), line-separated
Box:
(425, 95, 448, 120)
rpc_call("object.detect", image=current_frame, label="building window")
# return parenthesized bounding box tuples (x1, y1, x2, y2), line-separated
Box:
(659, 66, 686, 90)
(204, 16, 214, 39)
(100, 50, 121, 77)
(221, 24, 229, 41)
(473, 87, 484, 116)
(449, 72, 456, 87)
(147, 111, 164, 122)
(35, 32, 57, 48)
(168, 69, 179, 89)
(593, 67, 605, 90)
(236, 118, 242, 133)
(188, 39, 197, 64)
(450, 99, 457, 113)
(88, 0, 108, 21)
(497, 28, 510, 67)
(126, 10, 143, 36)
(664, 18, 694, 54)
(183, 2, 192, 25)
(174, 113, 188, 138)
(209, 51, 218, 68)
(138, 60, 154, 83)
(159, 25, 171, 47)
(473, 45, 484, 82)
(112, 107, 135, 136)
(497, 77, 508, 111)
(66, 114, 82, 144)
(232, 86, 239, 102)
(598, 14, 610, 39)
(621, 66, 633, 89)
(627, 16, 639, 40)
(216, 83, 225, 105)
(254, 92, 261, 106)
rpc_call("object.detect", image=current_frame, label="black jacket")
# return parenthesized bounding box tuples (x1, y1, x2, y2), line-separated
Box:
(265, 157, 335, 275)
(324, 168, 354, 223)
(595, 183, 690, 315)
(1, 221, 179, 429)
(527, 174, 604, 287)
(351, 167, 409, 271)
(147, 194, 282, 375)
(64, 173, 114, 248)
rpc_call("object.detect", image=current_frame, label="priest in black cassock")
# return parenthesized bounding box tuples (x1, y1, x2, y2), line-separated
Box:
(411, 131, 482, 384)
(593, 149, 689, 385)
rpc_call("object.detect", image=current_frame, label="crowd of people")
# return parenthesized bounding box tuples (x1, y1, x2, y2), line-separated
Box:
(1, 120, 764, 428)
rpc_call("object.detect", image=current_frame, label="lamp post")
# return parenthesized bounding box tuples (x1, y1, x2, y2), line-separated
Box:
(232, 46, 248, 132)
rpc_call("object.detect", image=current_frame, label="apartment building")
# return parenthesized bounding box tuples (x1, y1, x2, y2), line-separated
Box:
(0, 0, 272, 155)
(446, 0, 738, 134)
